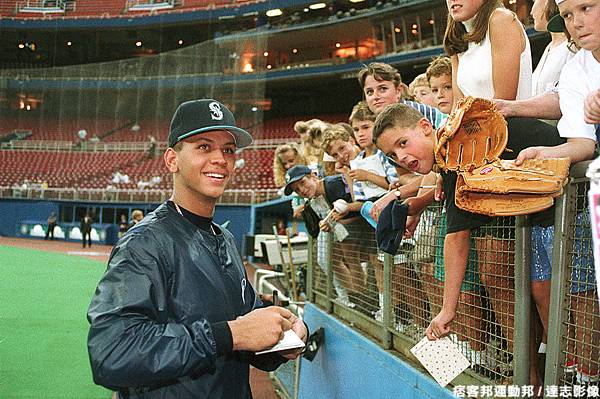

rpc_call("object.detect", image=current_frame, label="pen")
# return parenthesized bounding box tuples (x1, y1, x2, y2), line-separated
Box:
(272, 289, 279, 307)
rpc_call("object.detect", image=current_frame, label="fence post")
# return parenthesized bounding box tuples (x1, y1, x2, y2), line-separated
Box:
(544, 184, 574, 386)
(382, 253, 393, 349)
(513, 215, 531, 386)
(306, 235, 314, 303)
(326, 232, 334, 313)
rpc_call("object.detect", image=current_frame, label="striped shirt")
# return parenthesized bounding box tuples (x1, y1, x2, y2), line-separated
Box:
(352, 149, 399, 201)
(401, 99, 448, 129)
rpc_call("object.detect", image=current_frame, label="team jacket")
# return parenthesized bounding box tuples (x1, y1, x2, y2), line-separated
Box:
(87, 203, 285, 398)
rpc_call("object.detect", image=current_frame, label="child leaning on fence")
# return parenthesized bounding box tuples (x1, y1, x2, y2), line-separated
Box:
(283, 165, 365, 307)
(371, 104, 567, 352)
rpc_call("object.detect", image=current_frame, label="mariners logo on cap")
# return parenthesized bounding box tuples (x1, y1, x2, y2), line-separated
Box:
(285, 172, 292, 183)
(209, 102, 224, 121)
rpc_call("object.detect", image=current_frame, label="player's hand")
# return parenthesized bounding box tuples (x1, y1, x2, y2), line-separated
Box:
(426, 309, 455, 341)
(280, 316, 308, 360)
(229, 307, 293, 352)
(584, 89, 600, 124)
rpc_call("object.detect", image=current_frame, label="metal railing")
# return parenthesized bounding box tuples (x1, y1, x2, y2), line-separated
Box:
(0, 186, 280, 204)
(0, 140, 154, 152)
(305, 161, 599, 392)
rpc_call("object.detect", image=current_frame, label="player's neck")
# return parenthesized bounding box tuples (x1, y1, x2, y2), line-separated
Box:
(171, 189, 216, 218)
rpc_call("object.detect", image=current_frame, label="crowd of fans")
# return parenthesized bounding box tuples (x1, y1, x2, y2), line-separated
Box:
(267, 0, 599, 389)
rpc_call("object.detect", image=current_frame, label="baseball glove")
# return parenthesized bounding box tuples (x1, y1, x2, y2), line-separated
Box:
(455, 158, 571, 216)
(434, 96, 571, 217)
(435, 96, 508, 172)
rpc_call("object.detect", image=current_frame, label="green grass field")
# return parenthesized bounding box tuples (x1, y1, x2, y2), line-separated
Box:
(0, 245, 111, 398)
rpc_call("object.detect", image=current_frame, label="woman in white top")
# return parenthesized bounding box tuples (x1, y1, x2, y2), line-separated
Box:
(439, 0, 532, 375)
(531, 0, 576, 96)
(445, 0, 532, 102)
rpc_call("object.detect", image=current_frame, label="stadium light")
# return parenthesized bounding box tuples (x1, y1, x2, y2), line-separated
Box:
(349, 0, 365, 3)
(178, 39, 184, 45)
(135, 41, 142, 47)
(308, 3, 327, 10)
(66, 41, 72, 46)
(266, 8, 282, 17)
(18, 43, 25, 49)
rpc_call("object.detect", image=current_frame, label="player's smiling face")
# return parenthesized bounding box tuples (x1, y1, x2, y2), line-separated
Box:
(172, 130, 237, 201)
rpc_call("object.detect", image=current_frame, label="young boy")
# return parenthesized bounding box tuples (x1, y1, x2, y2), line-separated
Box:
(426, 56, 454, 115)
(284, 164, 365, 305)
(372, 103, 567, 349)
(408, 73, 436, 108)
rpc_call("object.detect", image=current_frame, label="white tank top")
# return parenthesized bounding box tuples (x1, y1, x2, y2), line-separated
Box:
(457, 11, 532, 100)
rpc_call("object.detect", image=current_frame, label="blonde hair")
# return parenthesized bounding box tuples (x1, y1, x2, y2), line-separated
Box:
(131, 209, 144, 220)
(301, 120, 328, 165)
(408, 73, 429, 95)
(321, 125, 353, 155)
(273, 143, 306, 187)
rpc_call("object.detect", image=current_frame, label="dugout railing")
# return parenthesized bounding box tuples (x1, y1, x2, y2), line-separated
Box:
(0, 186, 280, 204)
(306, 160, 599, 394)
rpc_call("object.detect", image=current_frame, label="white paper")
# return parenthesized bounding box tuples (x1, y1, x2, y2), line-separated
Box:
(410, 336, 470, 387)
(350, 153, 389, 199)
(309, 196, 349, 242)
(255, 329, 306, 355)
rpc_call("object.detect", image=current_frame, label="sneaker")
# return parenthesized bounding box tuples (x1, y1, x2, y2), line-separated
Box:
(373, 309, 383, 323)
(394, 321, 408, 333)
(564, 355, 578, 373)
(337, 297, 356, 308)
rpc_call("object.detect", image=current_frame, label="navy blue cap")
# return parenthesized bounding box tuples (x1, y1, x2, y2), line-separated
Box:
(169, 99, 253, 148)
(284, 165, 312, 196)
(376, 200, 409, 255)
(547, 12, 565, 33)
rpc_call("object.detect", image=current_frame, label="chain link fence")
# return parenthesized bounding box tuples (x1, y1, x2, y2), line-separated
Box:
(308, 162, 599, 391)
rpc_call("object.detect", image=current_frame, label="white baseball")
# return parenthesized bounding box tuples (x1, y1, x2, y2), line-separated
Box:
(333, 199, 348, 214)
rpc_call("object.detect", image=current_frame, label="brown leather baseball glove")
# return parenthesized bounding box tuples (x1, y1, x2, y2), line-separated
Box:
(434, 96, 571, 216)
(455, 158, 571, 216)
(435, 96, 508, 172)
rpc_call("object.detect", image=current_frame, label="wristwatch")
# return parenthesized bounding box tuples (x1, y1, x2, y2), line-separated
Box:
(394, 188, 402, 201)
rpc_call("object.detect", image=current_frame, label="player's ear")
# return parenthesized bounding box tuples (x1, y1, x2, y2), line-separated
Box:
(164, 147, 179, 173)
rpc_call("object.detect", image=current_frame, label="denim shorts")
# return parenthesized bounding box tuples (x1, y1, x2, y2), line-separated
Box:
(531, 213, 596, 293)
